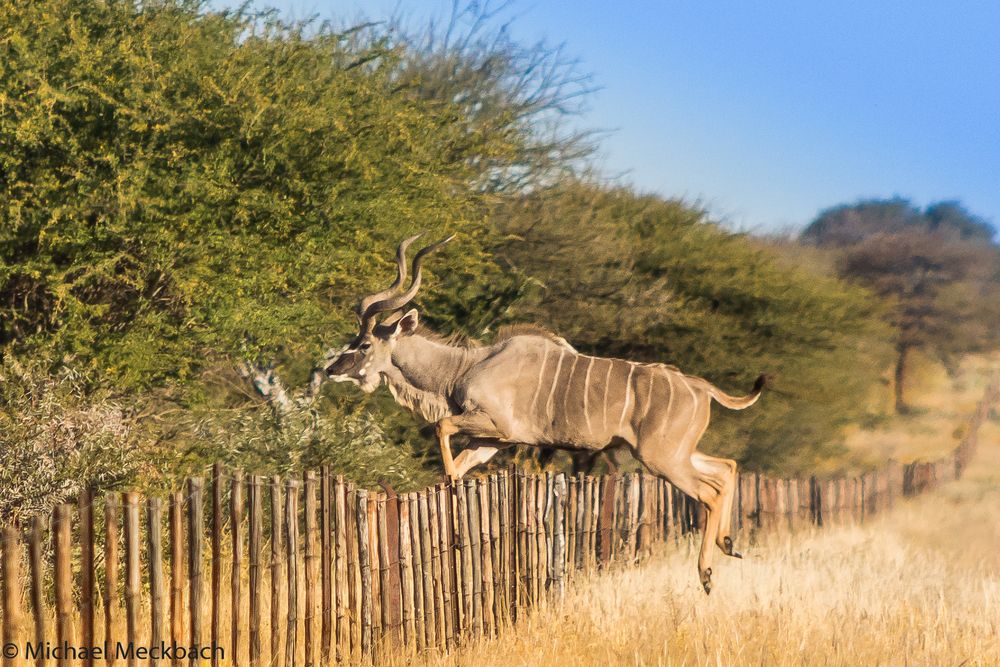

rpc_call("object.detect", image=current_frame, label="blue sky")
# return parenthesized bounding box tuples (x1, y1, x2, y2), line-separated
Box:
(221, 1, 1000, 233)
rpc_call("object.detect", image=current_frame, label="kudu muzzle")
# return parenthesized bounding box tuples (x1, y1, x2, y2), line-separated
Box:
(324, 348, 362, 381)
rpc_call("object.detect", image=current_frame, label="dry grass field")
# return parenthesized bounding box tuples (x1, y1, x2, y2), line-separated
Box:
(386, 362, 1000, 667)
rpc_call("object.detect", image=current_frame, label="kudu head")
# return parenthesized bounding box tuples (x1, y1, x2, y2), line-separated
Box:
(322, 233, 453, 393)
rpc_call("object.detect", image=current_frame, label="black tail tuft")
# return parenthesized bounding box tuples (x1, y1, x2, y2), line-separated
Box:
(752, 374, 769, 393)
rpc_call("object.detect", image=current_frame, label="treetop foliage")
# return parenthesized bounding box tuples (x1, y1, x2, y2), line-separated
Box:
(803, 197, 997, 247)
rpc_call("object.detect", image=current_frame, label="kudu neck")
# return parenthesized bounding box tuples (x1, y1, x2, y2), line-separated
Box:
(389, 334, 486, 394)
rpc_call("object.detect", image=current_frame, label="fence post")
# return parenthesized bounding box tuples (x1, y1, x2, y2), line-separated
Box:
(29, 516, 46, 665)
(188, 478, 204, 667)
(859, 474, 867, 523)
(515, 473, 528, 608)
(79, 488, 95, 667)
(417, 491, 437, 645)
(320, 468, 332, 664)
(2, 524, 23, 667)
(124, 492, 140, 667)
(552, 474, 567, 603)
(809, 476, 822, 527)
(53, 504, 74, 666)
(356, 490, 372, 658)
(347, 484, 360, 656)
(231, 471, 244, 667)
(374, 493, 393, 650)
(388, 486, 404, 647)
(574, 473, 586, 572)
(465, 480, 483, 633)
(169, 491, 183, 667)
(269, 477, 282, 667)
(367, 496, 380, 651)
(333, 476, 348, 660)
(398, 494, 416, 653)
(211, 465, 222, 667)
(477, 479, 495, 637)
(248, 477, 263, 667)
(285, 480, 299, 667)
(305, 473, 318, 667)
(598, 474, 617, 566)
(488, 476, 503, 629)
(491, 475, 508, 630)
(409, 494, 425, 649)
(626, 474, 640, 562)
(752, 473, 762, 531)
(427, 488, 445, 648)
(534, 476, 547, 599)
(148, 498, 166, 667)
(442, 482, 460, 644)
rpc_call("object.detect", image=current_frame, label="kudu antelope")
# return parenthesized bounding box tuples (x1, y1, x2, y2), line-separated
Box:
(323, 235, 765, 593)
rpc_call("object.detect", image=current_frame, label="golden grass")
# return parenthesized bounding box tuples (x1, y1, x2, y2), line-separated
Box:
(384, 420, 1000, 667)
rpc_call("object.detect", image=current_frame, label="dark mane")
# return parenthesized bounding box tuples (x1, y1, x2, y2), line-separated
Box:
(491, 323, 570, 346)
(413, 325, 481, 348)
(413, 322, 572, 349)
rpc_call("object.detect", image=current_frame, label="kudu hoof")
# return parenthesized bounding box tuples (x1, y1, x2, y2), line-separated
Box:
(723, 536, 743, 559)
(700, 568, 712, 595)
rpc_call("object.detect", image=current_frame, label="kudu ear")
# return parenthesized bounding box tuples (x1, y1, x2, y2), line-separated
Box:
(389, 309, 419, 338)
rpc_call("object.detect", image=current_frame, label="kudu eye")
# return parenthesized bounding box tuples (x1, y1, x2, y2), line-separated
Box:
(359, 342, 372, 352)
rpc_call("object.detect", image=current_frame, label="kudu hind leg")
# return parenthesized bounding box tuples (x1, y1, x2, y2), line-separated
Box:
(634, 452, 723, 594)
(689, 474, 728, 594)
(692, 452, 742, 558)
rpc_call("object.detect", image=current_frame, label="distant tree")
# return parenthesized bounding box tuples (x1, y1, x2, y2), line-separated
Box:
(801, 198, 922, 247)
(925, 201, 997, 243)
(804, 199, 1000, 412)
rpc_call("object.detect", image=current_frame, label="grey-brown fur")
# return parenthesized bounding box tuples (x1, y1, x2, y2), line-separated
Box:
(323, 235, 765, 593)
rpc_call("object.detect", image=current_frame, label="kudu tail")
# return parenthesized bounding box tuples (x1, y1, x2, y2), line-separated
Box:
(707, 374, 767, 410)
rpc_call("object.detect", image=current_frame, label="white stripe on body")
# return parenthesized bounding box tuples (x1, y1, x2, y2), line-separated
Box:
(639, 368, 656, 423)
(618, 363, 636, 428)
(663, 371, 675, 426)
(681, 376, 701, 446)
(601, 358, 614, 433)
(562, 355, 580, 428)
(529, 346, 550, 416)
(544, 349, 566, 423)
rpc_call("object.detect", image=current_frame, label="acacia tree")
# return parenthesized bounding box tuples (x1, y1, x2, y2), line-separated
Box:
(804, 199, 1000, 412)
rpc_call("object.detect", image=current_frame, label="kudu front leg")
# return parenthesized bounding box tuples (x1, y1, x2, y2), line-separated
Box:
(435, 418, 460, 480)
(436, 410, 506, 480)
